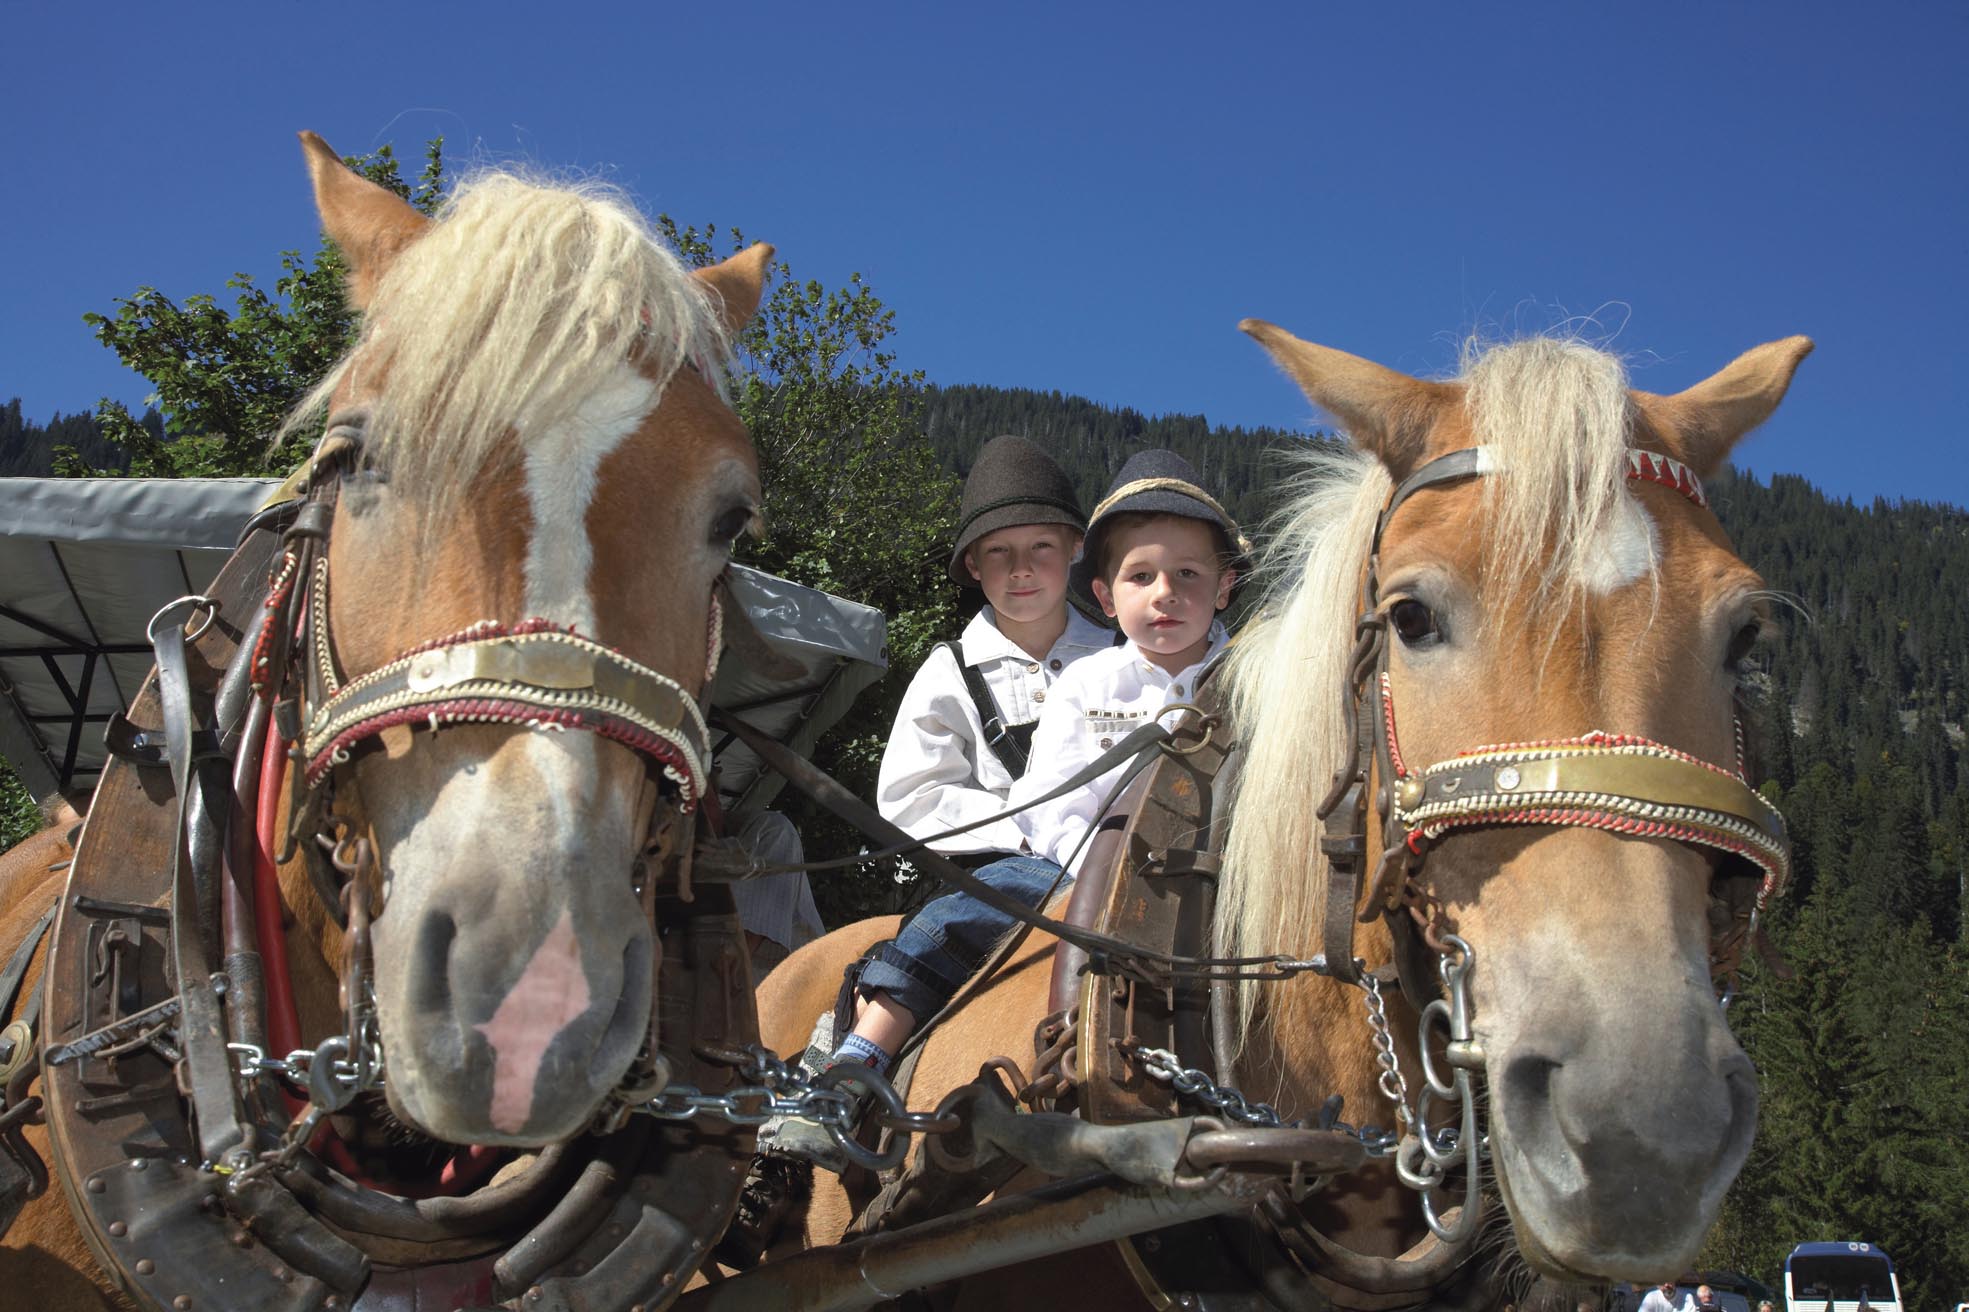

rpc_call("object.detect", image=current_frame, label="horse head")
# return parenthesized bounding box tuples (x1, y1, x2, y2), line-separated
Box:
(1222, 324, 1810, 1281)
(287, 134, 770, 1146)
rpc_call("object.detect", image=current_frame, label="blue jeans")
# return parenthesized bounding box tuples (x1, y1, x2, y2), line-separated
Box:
(857, 855, 1068, 1023)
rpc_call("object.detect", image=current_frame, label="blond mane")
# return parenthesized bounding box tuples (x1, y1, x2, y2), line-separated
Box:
(284, 170, 730, 517)
(1215, 336, 1644, 1042)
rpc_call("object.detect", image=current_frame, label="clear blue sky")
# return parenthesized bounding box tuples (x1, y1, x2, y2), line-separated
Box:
(4, 2, 1964, 507)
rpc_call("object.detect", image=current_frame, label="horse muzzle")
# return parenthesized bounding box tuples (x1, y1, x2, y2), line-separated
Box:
(366, 808, 657, 1146)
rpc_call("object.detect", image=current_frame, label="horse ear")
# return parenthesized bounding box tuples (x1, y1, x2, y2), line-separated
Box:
(1637, 336, 1814, 476)
(1239, 319, 1454, 479)
(693, 243, 775, 337)
(299, 131, 430, 311)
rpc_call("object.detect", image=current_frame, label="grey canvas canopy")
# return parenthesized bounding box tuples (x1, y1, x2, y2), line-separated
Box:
(0, 477, 887, 822)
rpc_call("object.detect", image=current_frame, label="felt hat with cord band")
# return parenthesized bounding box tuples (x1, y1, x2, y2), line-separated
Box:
(1071, 448, 1253, 609)
(948, 434, 1087, 587)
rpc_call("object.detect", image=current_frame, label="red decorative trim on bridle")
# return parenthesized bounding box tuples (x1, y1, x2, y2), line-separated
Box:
(1626, 449, 1708, 509)
(303, 696, 699, 794)
(250, 548, 303, 694)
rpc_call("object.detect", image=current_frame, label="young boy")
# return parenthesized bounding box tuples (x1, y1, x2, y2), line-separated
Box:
(1010, 449, 1249, 871)
(765, 436, 1109, 1165)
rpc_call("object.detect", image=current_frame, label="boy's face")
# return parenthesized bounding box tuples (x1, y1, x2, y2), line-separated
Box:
(964, 523, 1080, 625)
(1092, 516, 1234, 672)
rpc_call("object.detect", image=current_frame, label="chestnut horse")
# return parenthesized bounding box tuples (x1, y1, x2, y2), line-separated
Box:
(759, 325, 1810, 1306)
(1, 132, 772, 1309)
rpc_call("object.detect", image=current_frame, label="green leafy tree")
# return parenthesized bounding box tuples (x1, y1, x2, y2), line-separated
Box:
(0, 763, 40, 853)
(60, 142, 448, 478)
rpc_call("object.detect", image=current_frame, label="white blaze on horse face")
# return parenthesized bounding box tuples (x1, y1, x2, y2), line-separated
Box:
(475, 907, 592, 1133)
(519, 365, 660, 634)
(1578, 494, 1659, 595)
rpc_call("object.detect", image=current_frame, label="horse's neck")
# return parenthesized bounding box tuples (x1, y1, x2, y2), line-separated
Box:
(1240, 973, 1389, 1122)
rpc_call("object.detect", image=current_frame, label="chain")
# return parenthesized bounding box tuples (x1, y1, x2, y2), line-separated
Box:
(1125, 1043, 1284, 1129)
(216, 992, 388, 1184)
(1361, 969, 1415, 1132)
(1124, 1041, 1408, 1156)
(638, 1045, 959, 1174)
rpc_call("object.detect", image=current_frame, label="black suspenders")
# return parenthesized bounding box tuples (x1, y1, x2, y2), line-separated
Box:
(941, 642, 1036, 780)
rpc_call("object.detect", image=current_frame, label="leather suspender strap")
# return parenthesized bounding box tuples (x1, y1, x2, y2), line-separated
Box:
(942, 642, 1034, 780)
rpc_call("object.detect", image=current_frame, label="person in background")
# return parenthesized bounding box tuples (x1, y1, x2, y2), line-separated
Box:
(728, 811, 824, 985)
(1639, 1283, 1693, 1312)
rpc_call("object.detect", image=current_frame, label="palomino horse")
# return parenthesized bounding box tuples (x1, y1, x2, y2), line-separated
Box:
(759, 326, 1809, 1306)
(2, 133, 773, 1310)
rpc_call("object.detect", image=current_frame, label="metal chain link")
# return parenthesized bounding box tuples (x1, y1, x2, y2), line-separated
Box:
(1126, 1043, 1286, 1129)
(1124, 1041, 1409, 1157)
(1361, 969, 1415, 1132)
(638, 1044, 958, 1174)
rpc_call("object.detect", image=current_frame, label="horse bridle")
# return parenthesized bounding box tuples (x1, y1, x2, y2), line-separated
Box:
(1314, 444, 1792, 997)
(258, 412, 721, 923)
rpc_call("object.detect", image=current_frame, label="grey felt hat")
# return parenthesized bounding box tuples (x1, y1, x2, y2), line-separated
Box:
(1069, 448, 1253, 606)
(948, 435, 1087, 588)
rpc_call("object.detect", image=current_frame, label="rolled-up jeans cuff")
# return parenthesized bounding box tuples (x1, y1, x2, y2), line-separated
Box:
(857, 948, 956, 1025)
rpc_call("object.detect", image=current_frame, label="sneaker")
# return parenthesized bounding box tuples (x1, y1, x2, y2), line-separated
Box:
(757, 1010, 858, 1173)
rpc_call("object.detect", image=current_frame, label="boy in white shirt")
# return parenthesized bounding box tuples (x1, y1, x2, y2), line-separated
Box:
(767, 437, 1108, 1166)
(874, 435, 1113, 861)
(1010, 449, 1250, 870)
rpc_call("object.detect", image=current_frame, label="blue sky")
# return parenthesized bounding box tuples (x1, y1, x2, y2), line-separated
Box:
(4, 2, 1964, 507)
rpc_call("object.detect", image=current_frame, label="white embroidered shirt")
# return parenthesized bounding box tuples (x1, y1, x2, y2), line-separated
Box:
(1008, 623, 1228, 874)
(876, 605, 1114, 856)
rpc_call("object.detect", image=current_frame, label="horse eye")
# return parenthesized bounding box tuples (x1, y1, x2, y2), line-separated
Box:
(1727, 619, 1763, 670)
(711, 505, 753, 547)
(1389, 598, 1442, 647)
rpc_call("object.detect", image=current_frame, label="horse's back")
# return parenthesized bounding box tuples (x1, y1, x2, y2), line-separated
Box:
(755, 915, 901, 1061)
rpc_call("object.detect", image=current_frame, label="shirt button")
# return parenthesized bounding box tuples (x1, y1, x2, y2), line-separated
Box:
(1034, 690, 1047, 703)
(1172, 685, 1184, 697)
(1098, 736, 1113, 749)
(1049, 659, 1062, 671)
(1027, 661, 1041, 673)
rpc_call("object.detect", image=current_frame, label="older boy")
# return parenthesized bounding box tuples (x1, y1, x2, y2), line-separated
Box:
(874, 434, 1112, 861)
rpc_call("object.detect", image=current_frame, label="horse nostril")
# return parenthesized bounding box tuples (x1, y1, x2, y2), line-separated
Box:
(1501, 1050, 1559, 1138)
(408, 910, 457, 1016)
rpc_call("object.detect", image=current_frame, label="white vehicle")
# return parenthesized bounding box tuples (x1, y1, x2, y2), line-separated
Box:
(1784, 1242, 1901, 1312)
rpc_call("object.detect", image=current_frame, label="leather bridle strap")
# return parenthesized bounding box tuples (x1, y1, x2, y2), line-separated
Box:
(150, 597, 257, 1171)
(301, 617, 712, 811)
